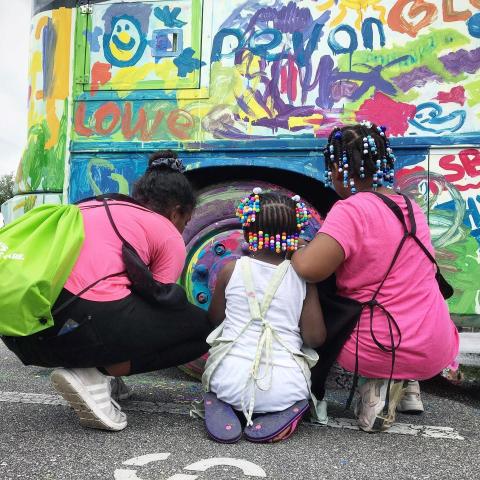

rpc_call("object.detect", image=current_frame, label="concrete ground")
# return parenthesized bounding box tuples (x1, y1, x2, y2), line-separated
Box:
(458, 333, 480, 367)
(0, 341, 479, 480)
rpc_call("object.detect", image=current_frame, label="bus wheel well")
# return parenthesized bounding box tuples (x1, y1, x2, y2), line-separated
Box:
(185, 166, 339, 217)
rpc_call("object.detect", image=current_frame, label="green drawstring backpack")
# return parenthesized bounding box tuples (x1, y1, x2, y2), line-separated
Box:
(0, 204, 84, 336)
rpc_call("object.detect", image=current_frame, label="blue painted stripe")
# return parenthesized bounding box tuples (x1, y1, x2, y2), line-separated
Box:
(75, 90, 188, 101)
(68, 145, 430, 203)
(68, 153, 325, 203)
(70, 134, 480, 153)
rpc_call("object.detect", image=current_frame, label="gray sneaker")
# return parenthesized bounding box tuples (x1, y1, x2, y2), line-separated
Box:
(354, 378, 404, 432)
(110, 377, 133, 401)
(397, 380, 424, 414)
(51, 368, 127, 431)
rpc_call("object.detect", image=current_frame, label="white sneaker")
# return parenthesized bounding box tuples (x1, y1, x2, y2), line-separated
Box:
(397, 380, 424, 414)
(110, 377, 133, 401)
(51, 368, 127, 431)
(354, 378, 404, 432)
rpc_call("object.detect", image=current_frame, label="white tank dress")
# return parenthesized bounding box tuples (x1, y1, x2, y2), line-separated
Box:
(207, 258, 312, 415)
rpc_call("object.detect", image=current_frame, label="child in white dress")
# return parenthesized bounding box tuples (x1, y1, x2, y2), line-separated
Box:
(202, 189, 326, 443)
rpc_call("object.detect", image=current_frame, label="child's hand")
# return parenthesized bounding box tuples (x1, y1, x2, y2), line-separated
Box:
(288, 238, 309, 259)
(297, 238, 310, 249)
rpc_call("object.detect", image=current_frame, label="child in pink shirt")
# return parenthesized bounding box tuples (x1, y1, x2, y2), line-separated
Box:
(292, 122, 459, 432)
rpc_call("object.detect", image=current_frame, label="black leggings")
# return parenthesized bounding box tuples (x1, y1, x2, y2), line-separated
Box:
(3, 289, 212, 375)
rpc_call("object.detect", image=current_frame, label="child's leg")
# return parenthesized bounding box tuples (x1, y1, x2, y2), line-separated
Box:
(204, 392, 242, 444)
(243, 399, 309, 443)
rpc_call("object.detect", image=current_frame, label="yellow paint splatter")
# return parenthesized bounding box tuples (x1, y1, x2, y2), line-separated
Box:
(28, 9, 72, 149)
(35, 17, 49, 39)
(466, 79, 480, 107)
(317, 0, 386, 29)
(51, 8, 71, 101)
(45, 8, 72, 148)
(108, 59, 195, 92)
(288, 114, 324, 129)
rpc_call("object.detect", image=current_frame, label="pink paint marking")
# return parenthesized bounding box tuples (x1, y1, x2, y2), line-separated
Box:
(455, 182, 480, 191)
(397, 166, 441, 195)
(90, 62, 112, 97)
(435, 86, 466, 106)
(306, 111, 324, 127)
(396, 166, 425, 181)
(439, 148, 480, 191)
(288, 57, 298, 102)
(356, 92, 416, 136)
(280, 66, 288, 94)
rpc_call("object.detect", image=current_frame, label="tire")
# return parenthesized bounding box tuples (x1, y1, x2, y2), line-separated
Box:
(179, 180, 323, 378)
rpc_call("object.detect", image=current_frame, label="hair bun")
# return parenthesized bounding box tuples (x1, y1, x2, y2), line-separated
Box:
(149, 157, 185, 173)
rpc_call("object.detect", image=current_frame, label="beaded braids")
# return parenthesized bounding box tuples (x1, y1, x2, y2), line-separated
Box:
(323, 121, 396, 194)
(236, 188, 311, 253)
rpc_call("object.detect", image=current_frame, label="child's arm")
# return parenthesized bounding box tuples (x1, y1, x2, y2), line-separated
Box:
(292, 233, 344, 282)
(207, 260, 236, 327)
(299, 283, 326, 348)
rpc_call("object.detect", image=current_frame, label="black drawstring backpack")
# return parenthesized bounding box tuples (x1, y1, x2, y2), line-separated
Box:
(310, 192, 453, 412)
(101, 196, 188, 308)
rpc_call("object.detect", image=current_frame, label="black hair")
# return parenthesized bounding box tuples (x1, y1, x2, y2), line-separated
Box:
(324, 123, 393, 179)
(132, 150, 196, 216)
(244, 192, 298, 237)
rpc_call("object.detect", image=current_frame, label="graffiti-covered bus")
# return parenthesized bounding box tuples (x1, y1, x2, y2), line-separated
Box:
(2, 0, 480, 331)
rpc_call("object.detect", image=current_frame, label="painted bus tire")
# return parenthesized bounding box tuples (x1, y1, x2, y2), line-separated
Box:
(179, 180, 323, 379)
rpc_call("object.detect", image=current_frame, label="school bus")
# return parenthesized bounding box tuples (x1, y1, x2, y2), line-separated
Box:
(2, 1, 480, 340)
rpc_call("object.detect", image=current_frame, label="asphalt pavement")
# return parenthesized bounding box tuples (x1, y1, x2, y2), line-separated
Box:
(0, 341, 479, 480)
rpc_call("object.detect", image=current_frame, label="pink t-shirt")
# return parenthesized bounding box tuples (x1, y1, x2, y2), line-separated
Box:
(320, 193, 459, 380)
(64, 200, 186, 301)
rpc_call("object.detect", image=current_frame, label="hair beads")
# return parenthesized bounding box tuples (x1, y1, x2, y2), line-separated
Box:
(323, 122, 396, 194)
(236, 187, 261, 228)
(378, 125, 396, 187)
(236, 189, 310, 253)
(293, 194, 310, 234)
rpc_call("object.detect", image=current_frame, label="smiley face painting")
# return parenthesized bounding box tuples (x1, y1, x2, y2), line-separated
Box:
(103, 14, 147, 67)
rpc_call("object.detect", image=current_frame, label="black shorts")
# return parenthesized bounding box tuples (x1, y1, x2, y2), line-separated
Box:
(3, 289, 211, 374)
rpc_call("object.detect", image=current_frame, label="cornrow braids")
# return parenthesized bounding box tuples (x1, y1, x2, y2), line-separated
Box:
(236, 189, 310, 254)
(324, 122, 396, 193)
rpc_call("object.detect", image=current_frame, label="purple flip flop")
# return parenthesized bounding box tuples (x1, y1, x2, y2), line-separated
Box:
(204, 392, 242, 444)
(244, 400, 309, 443)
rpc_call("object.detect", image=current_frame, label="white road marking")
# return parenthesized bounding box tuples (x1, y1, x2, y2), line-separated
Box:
(322, 417, 465, 440)
(166, 475, 199, 479)
(0, 390, 465, 440)
(184, 458, 267, 477)
(114, 470, 198, 480)
(123, 453, 170, 466)
(116, 454, 264, 479)
(118, 453, 190, 480)
(114, 469, 142, 480)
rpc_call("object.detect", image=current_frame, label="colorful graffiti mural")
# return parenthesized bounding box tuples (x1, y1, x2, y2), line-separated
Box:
(396, 153, 480, 317)
(18, 7, 72, 198)
(1, 0, 479, 320)
(70, 0, 480, 143)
